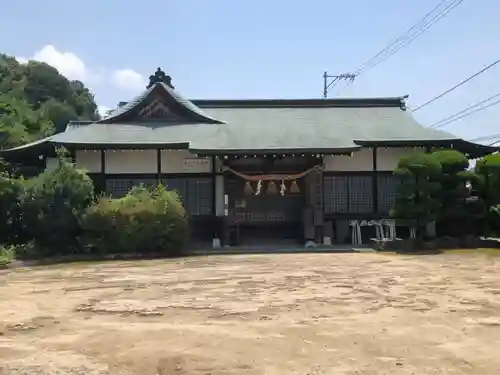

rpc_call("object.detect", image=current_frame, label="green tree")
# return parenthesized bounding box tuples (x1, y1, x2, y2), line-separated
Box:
(0, 53, 99, 150)
(431, 150, 478, 236)
(390, 153, 442, 242)
(475, 153, 500, 205)
(475, 153, 500, 235)
(0, 159, 24, 244)
(0, 94, 53, 149)
(20, 158, 95, 257)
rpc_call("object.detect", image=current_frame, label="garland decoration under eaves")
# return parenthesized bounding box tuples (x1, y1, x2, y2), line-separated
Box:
(222, 165, 322, 196)
(222, 164, 322, 181)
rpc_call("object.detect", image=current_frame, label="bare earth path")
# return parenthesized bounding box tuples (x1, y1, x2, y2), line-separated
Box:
(1, 253, 500, 375)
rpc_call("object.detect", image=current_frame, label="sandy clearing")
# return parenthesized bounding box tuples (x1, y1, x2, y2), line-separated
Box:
(0, 252, 499, 374)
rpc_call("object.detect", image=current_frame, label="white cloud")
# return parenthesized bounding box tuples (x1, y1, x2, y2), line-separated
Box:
(98, 105, 112, 118)
(17, 45, 96, 82)
(111, 69, 147, 92)
(16, 45, 147, 114)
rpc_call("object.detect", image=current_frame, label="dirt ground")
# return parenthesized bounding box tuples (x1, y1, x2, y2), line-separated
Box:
(1, 252, 500, 375)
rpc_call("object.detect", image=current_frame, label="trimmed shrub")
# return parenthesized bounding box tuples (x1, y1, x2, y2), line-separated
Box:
(80, 184, 189, 256)
(431, 150, 478, 237)
(20, 158, 94, 257)
(391, 152, 442, 242)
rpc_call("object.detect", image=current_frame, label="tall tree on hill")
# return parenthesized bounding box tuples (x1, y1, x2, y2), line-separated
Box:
(0, 53, 99, 149)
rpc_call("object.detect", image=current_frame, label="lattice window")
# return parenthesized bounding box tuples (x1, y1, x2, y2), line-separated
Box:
(105, 178, 156, 198)
(324, 176, 349, 213)
(324, 175, 373, 213)
(162, 178, 187, 201)
(105, 179, 130, 198)
(133, 178, 157, 189)
(378, 173, 401, 214)
(348, 175, 373, 213)
(105, 177, 212, 216)
(163, 177, 213, 216)
(186, 178, 212, 215)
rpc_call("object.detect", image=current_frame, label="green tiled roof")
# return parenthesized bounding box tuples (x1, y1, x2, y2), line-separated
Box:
(48, 94, 462, 153)
(194, 101, 459, 151)
(50, 122, 222, 148)
(2, 76, 498, 157)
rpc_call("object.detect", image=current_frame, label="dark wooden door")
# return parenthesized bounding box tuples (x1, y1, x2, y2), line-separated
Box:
(226, 177, 306, 244)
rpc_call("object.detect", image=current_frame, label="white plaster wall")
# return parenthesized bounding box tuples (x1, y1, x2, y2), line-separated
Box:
(323, 147, 425, 172)
(376, 147, 424, 171)
(75, 150, 101, 173)
(75, 149, 213, 174)
(323, 148, 373, 172)
(160, 150, 212, 173)
(75, 147, 423, 174)
(45, 157, 59, 172)
(106, 150, 157, 174)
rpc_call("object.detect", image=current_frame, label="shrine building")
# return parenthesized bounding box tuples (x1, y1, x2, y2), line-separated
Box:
(2, 68, 497, 247)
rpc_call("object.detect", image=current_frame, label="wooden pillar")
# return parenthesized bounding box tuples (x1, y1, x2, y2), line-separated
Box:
(69, 148, 76, 164)
(222, 169, 230, 247)
(156, 149, 162, 183)
(211, 156, 219, 245)
(372, 146, 379, 213)
(304, 169, 323, 244)
(98, 149, 106, 195)
(484, 172, 490, 237)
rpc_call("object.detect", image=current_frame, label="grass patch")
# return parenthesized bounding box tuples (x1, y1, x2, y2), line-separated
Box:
(0, 245, 15, 268)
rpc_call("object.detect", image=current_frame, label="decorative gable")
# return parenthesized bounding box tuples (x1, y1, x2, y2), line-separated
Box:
(138, 97, 174, 119)
(98, 68, 223, 125)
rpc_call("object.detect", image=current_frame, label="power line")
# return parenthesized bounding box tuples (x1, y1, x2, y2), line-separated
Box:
(354, 0, 453, 74)
(354, 0, 465, 75)
(470, 133, 500, 142)
(429, 91, 500, 129)
(321, 0, 466, 97)
(413, 58, 500, 112)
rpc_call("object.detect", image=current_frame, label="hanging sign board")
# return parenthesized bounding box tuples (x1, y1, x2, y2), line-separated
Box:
(182, 157, 210, 172)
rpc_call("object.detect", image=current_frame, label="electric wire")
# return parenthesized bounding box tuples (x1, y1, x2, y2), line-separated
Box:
(413, 58, 500, 112)
(469, 134, 500, 142)
(429, 92, 500, 129)
(354, 0, 465, 75)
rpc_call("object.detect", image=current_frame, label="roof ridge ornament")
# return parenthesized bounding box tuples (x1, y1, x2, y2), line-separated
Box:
(147, 67, 175, 89)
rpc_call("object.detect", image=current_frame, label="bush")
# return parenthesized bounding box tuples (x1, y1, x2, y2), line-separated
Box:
(0, 244, 15, 268)
(0, 170, 25, 244)
(80, 183, 189, 256)
(20, 158, 94, 257)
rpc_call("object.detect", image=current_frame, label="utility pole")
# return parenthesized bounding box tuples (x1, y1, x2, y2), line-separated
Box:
(322, 71, 357, 98)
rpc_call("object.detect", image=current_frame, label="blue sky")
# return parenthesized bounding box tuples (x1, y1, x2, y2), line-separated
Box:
(1, 0, 499, 142)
